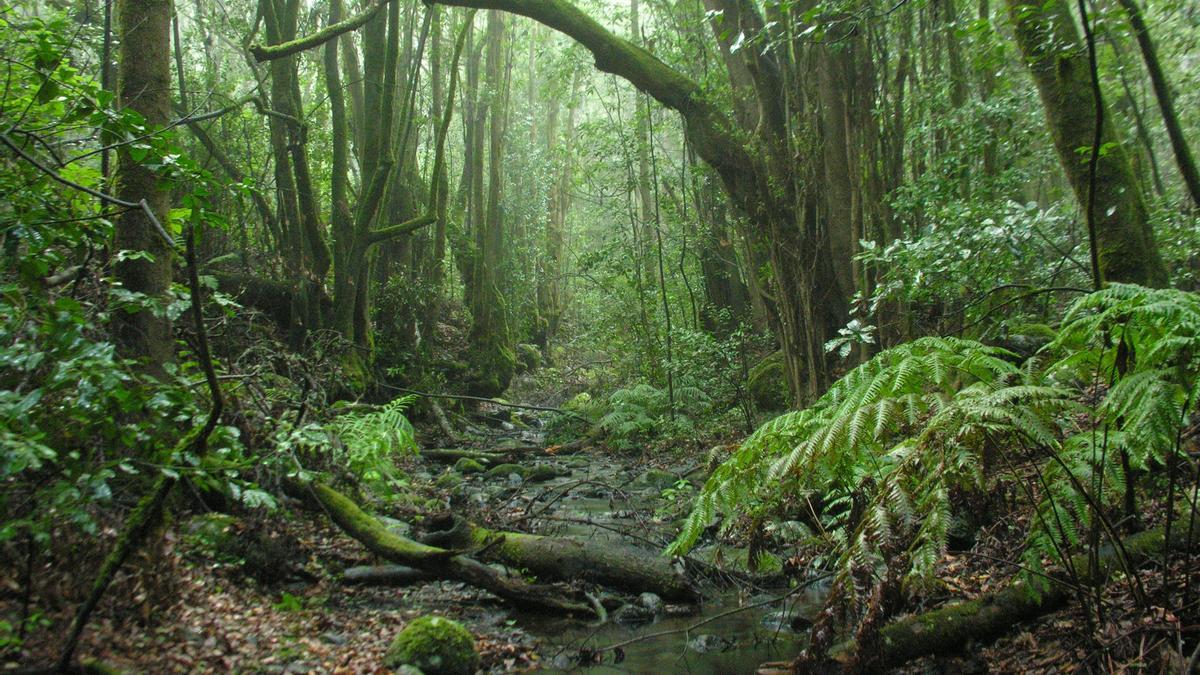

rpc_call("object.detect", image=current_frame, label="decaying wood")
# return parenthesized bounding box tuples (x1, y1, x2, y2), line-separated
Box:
(421, 515, 699, 602)
(301, 481, 593, 615)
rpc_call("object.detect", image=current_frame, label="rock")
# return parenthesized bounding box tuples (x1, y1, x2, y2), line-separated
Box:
(378, 516, 413, 539)
(453, 458, 487, 474)
(612, 603, 656, 626)
(634, 469, 677, 491)
(434, 471, 463, 489)
(485, 463, 524, 478)
(384, 615, 478, 675)
(394, 667, 425, 675)
(747, 350, 791, 412)
(507, 473, 524, 487)
(638, 592, 664, 615)
(524, 464, 566, 482)
(687, 634, 725, 653)
(551, 653, 575, 670)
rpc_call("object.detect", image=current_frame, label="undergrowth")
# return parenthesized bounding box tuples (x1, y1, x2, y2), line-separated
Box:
(671, 284, 1200, 608)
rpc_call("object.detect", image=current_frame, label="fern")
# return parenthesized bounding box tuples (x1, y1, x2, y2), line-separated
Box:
(327, 395, 419, 483)
(671, 286, 1200, 597)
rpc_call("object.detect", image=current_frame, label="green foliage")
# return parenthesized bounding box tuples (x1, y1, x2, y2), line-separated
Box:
(673, 286, 1199, 602)
(326, 396, 419, 485)
(599, 381, 710, 450)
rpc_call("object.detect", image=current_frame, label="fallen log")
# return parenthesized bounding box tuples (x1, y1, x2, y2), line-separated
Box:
(421, 515, 699, 602)
(831, 514, 1200, 669)
(421, 448, 509, 466)
(302, 481, 593, 616)
(342, 564, 435, 586)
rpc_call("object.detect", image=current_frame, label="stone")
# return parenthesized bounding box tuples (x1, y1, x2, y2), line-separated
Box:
(687, 634, 725, 653)
(384, 615, 478, 675)
(637, 592, 664, 615)
(453, 458, 487, 474)
(634, 469, 677, 491)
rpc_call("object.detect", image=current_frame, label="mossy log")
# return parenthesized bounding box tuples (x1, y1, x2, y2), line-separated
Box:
(422, 515, 698, 602)
(834, 516, 1199, 668)
(303, 482, 593, 615)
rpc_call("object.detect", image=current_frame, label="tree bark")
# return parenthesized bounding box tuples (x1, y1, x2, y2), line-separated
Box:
(826, 515, 1199, 669)
(113, 0, 174, 372)
(422, 515, 699, 602)
(1114, 0, 1200, 208)
(303, 481, 593, 615)
(1006, 0, 1168, 287)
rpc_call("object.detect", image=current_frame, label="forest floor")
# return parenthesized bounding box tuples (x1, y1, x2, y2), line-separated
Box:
(4, 393, 1195, 673)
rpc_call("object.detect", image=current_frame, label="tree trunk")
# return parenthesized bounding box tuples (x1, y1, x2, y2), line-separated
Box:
(464, 10, 516, 396)
(1006, 0, 1168, 287)
(1114, 0, 1200, 208)
(302, 481, 593, 615)
(113, 0, 173, 372)
(825, 516, 1199, 669)
(422, 515, 699, 602)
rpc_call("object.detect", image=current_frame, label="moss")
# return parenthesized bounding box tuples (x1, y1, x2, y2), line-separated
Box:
(747, 350, 791, 412)
(434, 471, 464, 488)
(464, 337, 517, 398)
(384, 615, 478, 675)
(485, 463, 524, 478)
(634, 469, 677, 491)
(514, 343, 542, 374)
(453, 458, 486, 474)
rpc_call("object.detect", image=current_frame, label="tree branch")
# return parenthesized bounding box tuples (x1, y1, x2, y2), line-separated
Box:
(420, 0, 753, 181)
(366, 213, 437, 246)
(250, 0, 395, 62)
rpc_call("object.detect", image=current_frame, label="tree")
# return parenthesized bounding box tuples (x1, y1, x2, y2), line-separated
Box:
(1114, 0, 1200, 208)
(1007, 0, 1168, 287)
(112, 0, 174, 372)
(423, 0, 852, 401)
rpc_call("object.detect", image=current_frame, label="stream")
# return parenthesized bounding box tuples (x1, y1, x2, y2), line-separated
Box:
(429, 408, 825, 672)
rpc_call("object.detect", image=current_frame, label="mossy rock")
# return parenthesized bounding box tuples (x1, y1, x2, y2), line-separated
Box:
(434, 471, 464, 489)
(384, 615, 478, 675)
(485, 463, 524, 478)
(453, 458, 487, 474)
(747, 350, 791, 412)
(634, 469, 678, 491)
(514, 343, 542, 374)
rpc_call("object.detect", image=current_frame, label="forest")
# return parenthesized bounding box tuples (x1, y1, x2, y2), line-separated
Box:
(1, 0, 1199, 671)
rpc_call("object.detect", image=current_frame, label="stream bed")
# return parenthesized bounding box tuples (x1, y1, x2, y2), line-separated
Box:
(430, 415, 823, 673)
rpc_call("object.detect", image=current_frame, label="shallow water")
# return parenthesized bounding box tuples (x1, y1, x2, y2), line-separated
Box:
(526, 588, 815, 674)
(465, 435, 819, 673)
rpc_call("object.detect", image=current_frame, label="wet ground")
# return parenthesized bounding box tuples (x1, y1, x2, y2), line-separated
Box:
(424, 407, 824, 672)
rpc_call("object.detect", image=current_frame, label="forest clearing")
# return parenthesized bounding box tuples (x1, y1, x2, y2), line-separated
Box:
(2, 0, 1199, 672)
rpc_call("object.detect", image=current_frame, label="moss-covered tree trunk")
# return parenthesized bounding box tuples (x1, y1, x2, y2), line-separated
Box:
(113, 0, 173, 372)
(1006, 0, 1168, 287)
